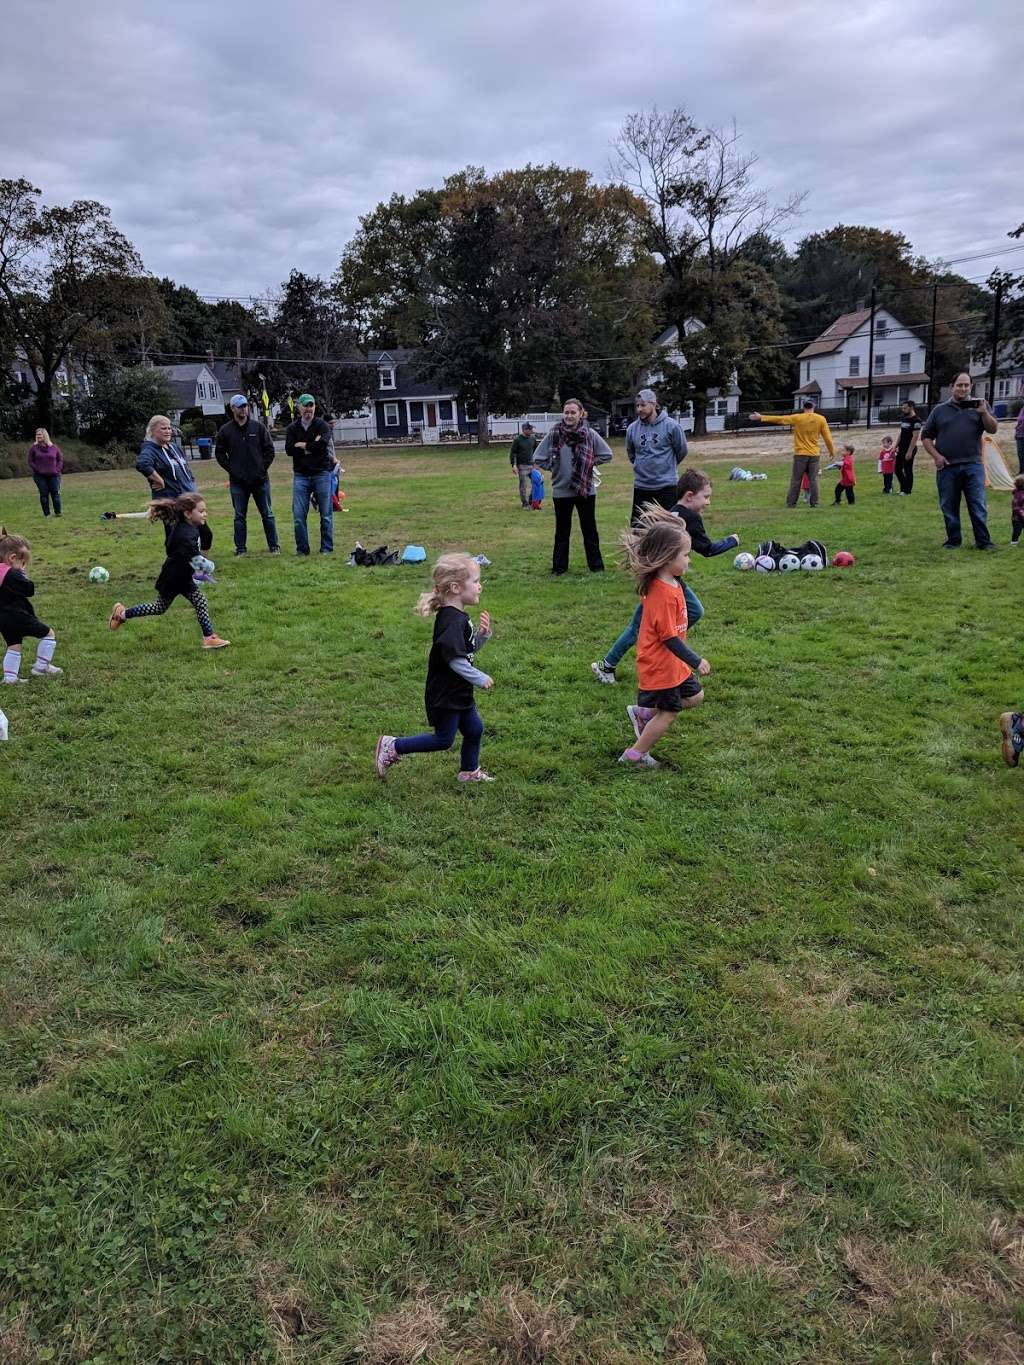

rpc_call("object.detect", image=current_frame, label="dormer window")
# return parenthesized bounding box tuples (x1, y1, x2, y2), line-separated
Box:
(379, 367, 395, 390)
(875, 320, 888, 338)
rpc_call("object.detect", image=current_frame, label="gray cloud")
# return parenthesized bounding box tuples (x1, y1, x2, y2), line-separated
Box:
(2, 0, 1022, 301)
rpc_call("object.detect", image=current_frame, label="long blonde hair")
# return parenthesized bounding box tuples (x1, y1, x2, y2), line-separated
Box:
(34, 428, 52, 447)
(415, 552, 478, 617)
(620, 505, 691, 596)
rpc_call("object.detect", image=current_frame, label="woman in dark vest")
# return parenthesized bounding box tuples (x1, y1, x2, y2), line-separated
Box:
(532, 399, 613, 574)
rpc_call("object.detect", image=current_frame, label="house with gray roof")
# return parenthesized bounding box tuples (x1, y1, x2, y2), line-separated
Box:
(369, 349, 471, 440)
(151, 363, 228, 421)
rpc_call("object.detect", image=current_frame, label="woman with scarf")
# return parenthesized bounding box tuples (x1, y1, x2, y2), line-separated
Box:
(532, 399, 613, 574)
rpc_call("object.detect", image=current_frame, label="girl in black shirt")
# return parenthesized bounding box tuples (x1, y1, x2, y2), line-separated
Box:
(108, 494, 230, 649)
(376, 553, 495, 783)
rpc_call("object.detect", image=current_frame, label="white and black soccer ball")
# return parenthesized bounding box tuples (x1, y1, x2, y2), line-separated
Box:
(800, 553, 824, 571)
(778, 553, 801, 572)
(754, 554, 776, 573)
(88, 565, 110, 583)
(733, 551, 755, 571)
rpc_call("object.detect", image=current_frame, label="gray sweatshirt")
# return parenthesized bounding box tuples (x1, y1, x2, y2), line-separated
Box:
(532, 424, 613, 497)
(626, 409, 687, 488)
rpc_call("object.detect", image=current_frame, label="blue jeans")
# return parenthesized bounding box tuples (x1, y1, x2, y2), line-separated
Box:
(394, 705, 483, 772)
(33, 473, 61, 516)
(604, 583, 704, 668)
(292, 471, 334, 554)
(936, 462, 990, 547)
(229, 479, 279, 552)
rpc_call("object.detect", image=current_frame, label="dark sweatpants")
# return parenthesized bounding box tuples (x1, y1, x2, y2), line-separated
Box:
(552, 495, 603, 572)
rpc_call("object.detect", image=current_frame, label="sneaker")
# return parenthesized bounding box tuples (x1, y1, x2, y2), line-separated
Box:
(269, 547, 281, 555)
(591, 659, 617, 685)
(1010, 540, 1020, 547)
(999, 712, 1024, 768)
(109, 602, 126, 631)
(626, 704, 651, 740)
(976, 543, 998, 552)
(375, 734, 400, 777)
(30, 663, 63, 677)
(941, 541, 961, 549)
(2, 677, 27, 685)
(234, 548, 247, 556)
(457, 768, 494, 782)
(201, 635, 231, 649)
(618, 748, 660, 769)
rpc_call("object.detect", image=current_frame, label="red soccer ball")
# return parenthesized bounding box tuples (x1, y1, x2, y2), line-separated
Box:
(833, 551, 856, 567)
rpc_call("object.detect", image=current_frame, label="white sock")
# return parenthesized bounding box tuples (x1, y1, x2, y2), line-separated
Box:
(3, 647, 21, 682)
(32, 636, 56, 672)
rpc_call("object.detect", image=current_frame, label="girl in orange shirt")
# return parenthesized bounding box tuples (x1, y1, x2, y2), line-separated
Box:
(619, 510, 710, 769)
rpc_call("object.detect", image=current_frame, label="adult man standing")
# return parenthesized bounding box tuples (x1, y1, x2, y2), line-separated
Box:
(920, 373, 998, 550)
(509, 423, 538, 508)
(749, 400, 835, 507)
(626, 388, 687, 524)
(894, 400, 922, 495)
(215, 394, 280, 556)
(285, 394, 338, 555)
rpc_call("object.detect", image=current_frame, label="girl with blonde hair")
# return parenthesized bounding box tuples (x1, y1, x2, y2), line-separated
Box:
(376, 553, 495, 783)
(618, 508, 709, 769)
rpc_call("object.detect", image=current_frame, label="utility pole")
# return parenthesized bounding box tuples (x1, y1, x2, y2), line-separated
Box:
(926, 283, 938, 407)
(987, 276, 1004, 405)
(865, 286, 876, 430)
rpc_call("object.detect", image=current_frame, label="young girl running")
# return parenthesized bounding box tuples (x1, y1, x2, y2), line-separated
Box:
(0, 530, 62, 683)
(619, 510, 709, 769)
(376, 553, 494, 783)
(108, 494, 230, 648)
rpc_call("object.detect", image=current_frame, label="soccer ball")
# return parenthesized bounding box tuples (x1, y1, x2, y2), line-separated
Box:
(833, 551, 856, 567)
(800, 554, 824, 571)
(754, 554, 776, 572)
(778, 553, 801, 572)
(733, 551, 755, 571)
(88, 566, 110, 583)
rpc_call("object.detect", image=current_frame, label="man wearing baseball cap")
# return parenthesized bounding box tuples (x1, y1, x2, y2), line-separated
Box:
(626, 388, 687, 525)
(214, 394, 280, 555)
(284, 394, 339, 555)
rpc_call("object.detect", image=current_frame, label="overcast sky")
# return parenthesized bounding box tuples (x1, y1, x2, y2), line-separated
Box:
(2, 0, 1022, 303)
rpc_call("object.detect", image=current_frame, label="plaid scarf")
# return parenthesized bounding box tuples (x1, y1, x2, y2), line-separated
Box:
(551, 419, 596, 496)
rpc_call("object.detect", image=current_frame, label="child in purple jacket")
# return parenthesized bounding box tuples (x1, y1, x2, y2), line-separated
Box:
(1011, 475, 1024, 546)
(27, 428, 64, 517)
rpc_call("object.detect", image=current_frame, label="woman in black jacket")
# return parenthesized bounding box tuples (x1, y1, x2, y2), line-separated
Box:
(108, 494, 230, 649)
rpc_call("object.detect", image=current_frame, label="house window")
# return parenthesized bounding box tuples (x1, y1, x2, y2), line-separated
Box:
(197, 382, 205, 399)
(899, 353, 911, 373)
(438, 400, 453, 421)
(409, 401, 424, 423)
(874, 353, 886, 374)
(383, 402, 399, 427)
(996, 378, 1011, 398)
(713, 399, 730, 416)
(848, 356, 860, 377)
(379, 368, 395, 390)
(898, 385, 912, 403)
(804, 362, 811, 382)
(875, 320, 888, 337)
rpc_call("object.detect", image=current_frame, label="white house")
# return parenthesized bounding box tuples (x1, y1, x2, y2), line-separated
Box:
(151, 363, 227, 422)
(969, 341, 1024, 406)
(795, 307, 929, 417)
(612, 322, 741, 432)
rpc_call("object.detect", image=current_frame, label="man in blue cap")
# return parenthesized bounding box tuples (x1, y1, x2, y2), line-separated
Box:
(285, 393, 339, 555)
(215, 394, 280, 555)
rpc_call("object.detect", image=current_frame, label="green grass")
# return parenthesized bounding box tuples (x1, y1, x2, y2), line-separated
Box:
(1, 446, 1023, 1364)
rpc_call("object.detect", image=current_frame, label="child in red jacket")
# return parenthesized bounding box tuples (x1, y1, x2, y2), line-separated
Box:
(878, 436, 896, 494)
(833, 443, 856, 505)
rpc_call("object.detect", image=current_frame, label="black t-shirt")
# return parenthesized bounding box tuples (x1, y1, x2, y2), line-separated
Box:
(424, 606, 474, 715)
(896, 415, 921, 457)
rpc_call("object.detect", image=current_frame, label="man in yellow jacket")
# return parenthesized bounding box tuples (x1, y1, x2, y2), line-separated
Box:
(750, 400, 836, 507)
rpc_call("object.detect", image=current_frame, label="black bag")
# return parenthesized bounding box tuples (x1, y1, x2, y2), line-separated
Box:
(351, 543, 401, 567)
(756, 537, 828, 568)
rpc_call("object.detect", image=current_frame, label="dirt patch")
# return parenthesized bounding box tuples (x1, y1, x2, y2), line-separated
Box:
(255, 1262, 323, 1359)
(360, 1294, 448, 1364)
(464, 1285, 578, 1364)
(0, 1312, 38, 1364)
(840, 1236, 902, 1308)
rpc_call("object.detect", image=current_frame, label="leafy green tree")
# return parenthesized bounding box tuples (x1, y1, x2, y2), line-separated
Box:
(82, 366, 175, 445)
(0, 179, 155, 430)
(337, 165, 659, 443)
(261, 270, 368, 417)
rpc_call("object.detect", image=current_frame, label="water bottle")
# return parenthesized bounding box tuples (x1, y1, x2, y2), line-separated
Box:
(0, 709, 8, 741)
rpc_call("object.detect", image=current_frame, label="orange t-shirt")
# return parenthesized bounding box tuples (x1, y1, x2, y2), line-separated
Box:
(636, 577, 690, 690)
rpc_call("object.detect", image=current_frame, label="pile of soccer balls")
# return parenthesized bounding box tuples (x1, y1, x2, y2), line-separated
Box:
(734, 539, 856, 573)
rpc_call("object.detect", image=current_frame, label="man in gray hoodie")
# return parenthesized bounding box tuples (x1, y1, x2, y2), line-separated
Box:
(626, 387, 687, 524)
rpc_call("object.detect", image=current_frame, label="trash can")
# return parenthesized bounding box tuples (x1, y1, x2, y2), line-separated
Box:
(196, 437, 212, 460)
(994, 402, 1008, 419)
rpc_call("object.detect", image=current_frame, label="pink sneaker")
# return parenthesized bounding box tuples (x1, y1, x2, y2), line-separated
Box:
(457, 768, 494, 783)
(626, 704, 652, 740)
(375, 734, 400, 777)
(618, 748, 661, 769)
(201, 635, 231, 649)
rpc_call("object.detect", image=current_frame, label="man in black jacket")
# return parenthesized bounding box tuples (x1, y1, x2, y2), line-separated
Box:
(284, 394, 339, 555)
(215, 394, 280, 555)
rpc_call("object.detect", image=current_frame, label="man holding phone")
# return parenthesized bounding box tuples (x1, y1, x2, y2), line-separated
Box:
(921, 372, 998, 550)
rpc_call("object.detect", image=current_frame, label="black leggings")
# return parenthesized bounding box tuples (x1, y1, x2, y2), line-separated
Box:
(834, 484, 855, 504)
(894, 452, 915, 494)
(124, 589, 214, 637)
(552, 495, 603, 572)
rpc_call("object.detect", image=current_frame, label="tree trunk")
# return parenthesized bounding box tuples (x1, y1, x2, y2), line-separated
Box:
(32, 370, 53, 433)
(476, 380, 489, 447)
(693, 397, 708, 438)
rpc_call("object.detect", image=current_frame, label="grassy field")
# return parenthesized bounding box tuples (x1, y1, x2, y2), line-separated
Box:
(1, 434, 1023, 1364)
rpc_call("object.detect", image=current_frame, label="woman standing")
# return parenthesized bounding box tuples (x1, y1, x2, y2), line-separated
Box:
(532, 400, 613, 574)
(135, 415, 197, 501)
(27, 428, 64, 517)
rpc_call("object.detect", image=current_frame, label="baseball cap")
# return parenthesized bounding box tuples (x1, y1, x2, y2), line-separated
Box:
(229, 394, 248, 408)
(298, 393, 315, 406)
(636, 387, 657, 403)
